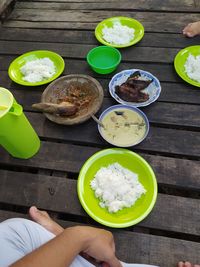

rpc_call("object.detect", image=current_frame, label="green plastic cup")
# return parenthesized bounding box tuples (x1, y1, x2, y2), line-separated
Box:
(86, 46, 121, 74)
(0, 87, 40, 159)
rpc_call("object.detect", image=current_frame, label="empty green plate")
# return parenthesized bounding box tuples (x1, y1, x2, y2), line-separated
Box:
(77, 148, 157, 228)
(8, 50, 65, 86)
(174, 45, 200, 87)
(95, 16, 144, 48)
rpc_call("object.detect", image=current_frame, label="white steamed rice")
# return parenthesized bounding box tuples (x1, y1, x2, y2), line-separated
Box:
(184, 53, 200, 83)
(102, 21, 135, 45)
(90, 162, 146, 213)
(20, 57, 56, 83)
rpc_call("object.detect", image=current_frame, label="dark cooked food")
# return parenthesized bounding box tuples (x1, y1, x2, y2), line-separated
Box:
(54, 83, 96, 117)
(32, 102, 78, 116)
(115, 71, 153, 102)
(32, 83, 96, 117)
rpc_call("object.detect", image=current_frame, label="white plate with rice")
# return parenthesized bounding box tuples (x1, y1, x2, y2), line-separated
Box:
(174, 45, 200, 87)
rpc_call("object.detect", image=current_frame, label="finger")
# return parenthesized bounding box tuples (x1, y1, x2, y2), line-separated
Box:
(106, 256, 122, 267)
(177, 262, 185, 267)
(185, 262, 192, 267)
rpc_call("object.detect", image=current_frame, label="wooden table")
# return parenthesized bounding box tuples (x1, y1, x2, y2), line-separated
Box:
(0, 1, 200, 266)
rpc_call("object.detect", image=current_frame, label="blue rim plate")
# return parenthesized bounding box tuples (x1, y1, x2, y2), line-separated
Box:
(109, 69, 161, 107)
(95, 16, 144, 48)
(8, 50, 65, 86)
(174, 45, 200, 87)
(98, 104, 149, 147)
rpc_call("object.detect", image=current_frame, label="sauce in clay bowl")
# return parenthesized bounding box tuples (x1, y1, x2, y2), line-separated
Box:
(98, 104, 149, 147)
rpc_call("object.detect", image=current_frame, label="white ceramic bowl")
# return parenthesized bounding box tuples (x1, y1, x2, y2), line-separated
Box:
(98, 105, 149, 147)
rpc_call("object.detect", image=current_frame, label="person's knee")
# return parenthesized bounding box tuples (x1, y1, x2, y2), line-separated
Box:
(0, 218, 54, 251)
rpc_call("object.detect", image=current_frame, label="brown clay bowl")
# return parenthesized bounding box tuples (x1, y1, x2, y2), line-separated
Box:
(41, 74, 104, 125)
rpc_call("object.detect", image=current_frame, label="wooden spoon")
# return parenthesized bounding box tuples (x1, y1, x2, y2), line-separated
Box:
(32, 101, 78, 116)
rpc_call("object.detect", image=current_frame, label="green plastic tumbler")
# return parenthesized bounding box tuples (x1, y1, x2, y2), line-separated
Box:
(0, 87, 40, 159)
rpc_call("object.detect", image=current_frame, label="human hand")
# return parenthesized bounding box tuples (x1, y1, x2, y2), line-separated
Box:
(74, 226, 122, 267)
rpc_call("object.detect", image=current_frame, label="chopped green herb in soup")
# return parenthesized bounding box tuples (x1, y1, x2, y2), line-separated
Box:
(101, 108, 146, 146)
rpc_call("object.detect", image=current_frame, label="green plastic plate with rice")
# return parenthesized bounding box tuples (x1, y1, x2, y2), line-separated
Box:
(174, 45, 200, 87)
(8, 50, 65, 86)
(77, 148, 157, 228)
(95, 16, 144, 48)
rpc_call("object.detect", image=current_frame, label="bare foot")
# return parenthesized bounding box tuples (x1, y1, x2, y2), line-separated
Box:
(29, 206, 100, 266)
(178, 262, 200, 267)
(29, 206, 63, 236)
(183, 21, 200, 37)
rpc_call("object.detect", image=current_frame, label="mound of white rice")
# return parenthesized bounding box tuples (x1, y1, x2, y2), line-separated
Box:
(184, 54, 200, 83)
(102, 21, 135, 45)
(20, 57, 56, 83)
(90, 162, 146, 213)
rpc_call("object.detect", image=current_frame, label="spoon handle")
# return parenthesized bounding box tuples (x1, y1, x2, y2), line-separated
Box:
(91, 114, 105, 128)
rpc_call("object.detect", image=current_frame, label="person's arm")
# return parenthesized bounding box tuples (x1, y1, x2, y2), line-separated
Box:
(11, 226, 122, 267)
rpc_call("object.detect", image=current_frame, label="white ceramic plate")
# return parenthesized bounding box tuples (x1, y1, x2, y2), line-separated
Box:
(109, 69, 161, 107)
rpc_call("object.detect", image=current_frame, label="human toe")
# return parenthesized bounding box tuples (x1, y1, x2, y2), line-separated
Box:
(185, 262, 193, 267)
(29, 206, 50, 224)
(178, 262, 185, 267)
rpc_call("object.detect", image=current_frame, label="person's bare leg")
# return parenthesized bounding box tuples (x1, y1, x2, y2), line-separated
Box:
(29, 206, 99, 266)
(183, 21, 200, 37)
(178, 262, 200, 267)
(29, 206, 63, 236)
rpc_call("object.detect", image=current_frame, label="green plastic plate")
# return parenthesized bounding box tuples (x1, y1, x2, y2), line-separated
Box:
(95, 16, 144, 48)
(77, 148, 157, 228)
(8, 50, 65, 86)
(174, 45, 200, 87)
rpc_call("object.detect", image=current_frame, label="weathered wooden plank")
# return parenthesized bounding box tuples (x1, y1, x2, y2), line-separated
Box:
(5, 10, 200, 33)
(0, 210, 199, 267)
(194, 0, 200, 7)
(0, 27, 199, 48)
(6, 85, 200, 129)
(1, 64, 198, 108)
(0, 56, 181, 84)
(0, 210, 28, 221)
(0, 170, 199, 236)
(143, 101, 200, 128)
(19, 0, 128, 2)
(114, 231, 200, 267)
(6, 77, 200, 106)
(16, 0, 200, 12)
(0, 0, 12, 13)
(0, 141, 200, 191)
(11, 111, 199, 157)
(0, 40, 180, 64)
(0, 0, 15, 20)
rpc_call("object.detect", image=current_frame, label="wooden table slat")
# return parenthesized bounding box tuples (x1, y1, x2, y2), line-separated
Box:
(16, 0, 200, 12)
(0, 170, 199, 236)
(0, 141, 200, 190)
(5, 10, 200, 33)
